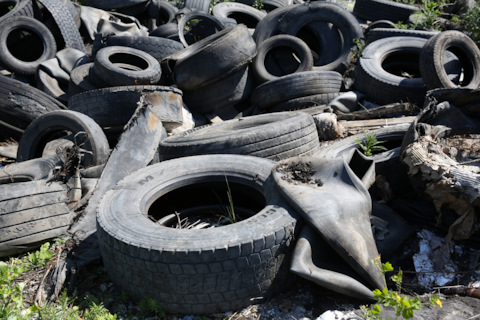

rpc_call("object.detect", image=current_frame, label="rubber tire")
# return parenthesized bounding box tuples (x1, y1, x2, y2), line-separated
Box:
(172, 24, 256, 91)
(0, 15, 57, 75)
(68, 85, 183, 128)
(104, 35, 184, 61)
(177, 10, 225, 47)
(353, 36, 427, 105)
(253, 2, 363, 73)
(68, 62, 103, 96)
(182, 64, 254, 114)
(252, 34, 313, 84)
(97, 154, 300, 314)
(366, 28, 439, 43)
(269, 92, 341, 112)
(251, 70, 343, 110)
(353, 0, 419, 23)
(184, 0, 210, 12)
(16, 110, 110, 168)
(212, 2, 266, 29)
(419, 30, 480, 90)
(0, 74, 66, 133)
(0, 155, 62, 183)
(93, 46, 162, 87)
(0, 180, 72, 258)
(158, 111, 320, 161)
(37, 0, 86, 52)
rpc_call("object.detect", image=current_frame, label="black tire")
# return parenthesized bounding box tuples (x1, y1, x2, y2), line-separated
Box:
(212, 2, 266, 29)
(182, 64, 254, 114)
(82, 0, 146, 10)
(16, 110, 110, 168)
(251, 70, 343, 109)
(0, 15, 57, 75)
(0, 180, 72, 258)
(269, 92, 341, 112)
(0, 74, 66, 134)
(147, 0, 178, 30)
(254, 2, 363, 73)
(104, 35, 184, 61)
(0, 155, 62, 183)
(177, 10, 226, 47)
(97, 154, 300, 314)
(159, 111, 320, 161)
(172, 24, 256, 91)
(37, 0, 85, 52)
(68, 62, 103, 96)
(252, 34, 313, 84)
(366, 28, 439, 43)
(236, 0, 293, 12)
(93, 46, 162, 86)
(353, 0, 419, 23)
(68, 85, 183, 129)
(35, 61, 70, 104)
(149, 21, 179, 39)
(419, 30, 480, 90)
(0, 0, 36, 24)
(353, 36, 427, 105)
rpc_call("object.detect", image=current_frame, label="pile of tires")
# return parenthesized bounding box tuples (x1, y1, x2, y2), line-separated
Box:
(1, 0, 480, 316)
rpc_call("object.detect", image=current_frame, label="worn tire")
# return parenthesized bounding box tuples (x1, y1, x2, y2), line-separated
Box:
(37, 0, 86, 52)
(68, 85, 183, 129)
(251, 70, 343, 109)
(419, 30, 480, 90)
(0, 74, 66, 137)
(182, 64, 254, 114)
(172, 24, 256, 91)
(212, 2, 266, 29)
(93, 46, 162, 86)
(97, 154, 300, 314)
(366, 28, 439, 43)
(252, 34, 313, 84)
(177, 10, 225, 47)
(104, 35, 184, 61)
(0, 15, 57, 75)
(269, 92, 341, 112)
(0, 155, 62, 183)
(0, 180, 72, 257)
(254, 2, 362, 73)
(16, 110, 110, 168)
(159, 111, 320, 161)
(353, 0, 419, 23)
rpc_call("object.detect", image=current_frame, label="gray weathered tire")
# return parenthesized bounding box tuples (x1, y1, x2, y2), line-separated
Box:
(0, 15, 57, 75)
(0, 155, 62, 184)
(0, 180, 72, 258)
(0, 74, 66, 139)
(353, 0, 419, 23)
(251, 70, 343, 109)
(97, 154, 300, 314)
(93, 46, 162, 87)
(158, 111, 320, 161)
(172, 24, 256, 91)
(419, 30, 480, 90)
(16, 110, 110, 168)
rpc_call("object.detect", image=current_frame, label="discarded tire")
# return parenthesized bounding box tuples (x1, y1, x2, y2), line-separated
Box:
(0, 155, 63, 183)
(252, 34, 313, 84)
(93, 46, 162, 86)
(419, 30, 480, 90)
(97, 154, 300, 314)
(0, 16, 57, 75)
(0, 180, 73, 258)
(251, 71, 343, 109)
(158, 112, 320, 161)
(16, 110, 110, 168)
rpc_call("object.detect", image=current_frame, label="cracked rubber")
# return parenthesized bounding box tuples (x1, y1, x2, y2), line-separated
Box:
(97, 154, 300, 314)
(158, 111, 320, 161)
(0, 180, 72, 257)
(103, 35, 184, 61)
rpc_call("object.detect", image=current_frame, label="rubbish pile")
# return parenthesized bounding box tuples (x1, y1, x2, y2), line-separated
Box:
(0, 0, 479, 317)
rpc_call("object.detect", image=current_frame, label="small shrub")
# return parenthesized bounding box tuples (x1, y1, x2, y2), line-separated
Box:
(355, 131, 388, 156)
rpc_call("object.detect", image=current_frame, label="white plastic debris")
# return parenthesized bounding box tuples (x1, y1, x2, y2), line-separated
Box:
(413, 229, 457, 288)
